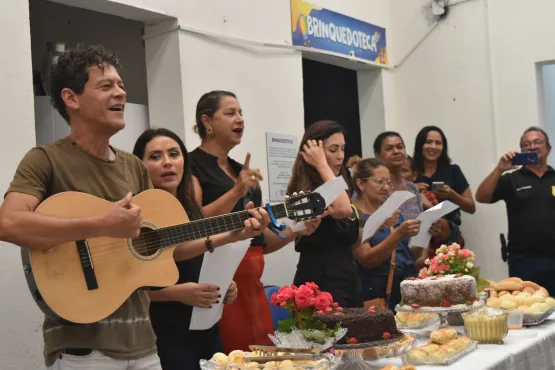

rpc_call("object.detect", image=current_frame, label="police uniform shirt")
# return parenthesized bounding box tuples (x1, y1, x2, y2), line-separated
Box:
(490, 166, 555, 257)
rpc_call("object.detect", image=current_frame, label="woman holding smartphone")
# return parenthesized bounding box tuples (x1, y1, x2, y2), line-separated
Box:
(413, 126, 475, 255)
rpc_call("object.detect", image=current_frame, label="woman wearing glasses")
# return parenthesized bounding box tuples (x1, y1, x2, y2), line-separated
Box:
(372, 132, 446, 269)
(347, 157, 421, 311)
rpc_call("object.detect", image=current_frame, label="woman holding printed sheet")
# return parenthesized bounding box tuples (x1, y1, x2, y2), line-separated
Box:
(287, 120, 363, 308)
(348, 157, 421, 312)
(372, 131, 447, 265)
(190, 90, 321, 352)
(133, 128, 270, 370)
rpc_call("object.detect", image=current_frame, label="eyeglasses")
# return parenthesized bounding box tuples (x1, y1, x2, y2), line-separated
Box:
(365, 178, 394, 188)
(521, 140, 545, 149)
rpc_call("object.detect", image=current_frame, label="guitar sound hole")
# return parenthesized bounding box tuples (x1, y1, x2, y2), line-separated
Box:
(132, 227, 162, 257)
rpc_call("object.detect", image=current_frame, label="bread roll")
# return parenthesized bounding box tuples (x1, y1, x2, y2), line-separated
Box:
(500, 300, 518, 310)
(511, 290, 521, 296)
(498, 291, 510, 297)
(506, 277, 523, 283)
(521, 281, 541, 290)
(419, 343, 440, 354)
(407, 349, 429, 362)
(487, 297, 502, 307)
(430, 328, 458, 344)
(495, 280, 522, 292)
(523, 287, 536, 295)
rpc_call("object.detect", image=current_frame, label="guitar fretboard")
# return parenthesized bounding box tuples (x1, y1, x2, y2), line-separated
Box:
(156, 204, 288, 248)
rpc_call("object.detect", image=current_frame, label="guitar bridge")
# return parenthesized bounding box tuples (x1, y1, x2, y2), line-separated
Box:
(76, 240, 98, 290)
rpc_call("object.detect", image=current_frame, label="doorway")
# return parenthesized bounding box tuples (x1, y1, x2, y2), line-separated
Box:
(302, 58, 363, 160)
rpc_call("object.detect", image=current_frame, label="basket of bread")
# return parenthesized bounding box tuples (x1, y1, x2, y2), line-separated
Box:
(401, 328, 477, 365)
(482, 278, 555, 325)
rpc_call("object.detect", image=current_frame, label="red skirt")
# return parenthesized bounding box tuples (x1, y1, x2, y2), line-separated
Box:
(219, 246, 274, 352)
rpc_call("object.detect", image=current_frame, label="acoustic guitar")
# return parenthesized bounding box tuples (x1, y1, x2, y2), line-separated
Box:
(20, 189, 325, 324)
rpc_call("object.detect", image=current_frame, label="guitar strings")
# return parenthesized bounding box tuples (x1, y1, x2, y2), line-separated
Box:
(75, 207, 296, 265)
(79, 219, 248, 265)
(85, 204, 287, 254)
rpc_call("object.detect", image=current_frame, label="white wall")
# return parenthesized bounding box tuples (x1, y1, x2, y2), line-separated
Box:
(540, 63, 555, 167)
(386, 0, 555, 282)
(34, 97, 149, 152)
(0, 2, 43, 370)
(388, 0, 508, 281)
(30, 0, 149, 104)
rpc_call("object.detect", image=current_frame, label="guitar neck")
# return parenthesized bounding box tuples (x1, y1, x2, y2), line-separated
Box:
(156, 203, 288, 248)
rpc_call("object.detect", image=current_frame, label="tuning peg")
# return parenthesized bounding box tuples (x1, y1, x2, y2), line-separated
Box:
(285, 195, 290, 200)
(293, 192, 298, 196)
(299, 191, 304, 195)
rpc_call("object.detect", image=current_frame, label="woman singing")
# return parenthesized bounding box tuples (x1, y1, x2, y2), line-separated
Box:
(133, 128, 270, 370)
(287, 120, 362, 308)
(190, 91, 320, 352)
(348, 157, 421, 311)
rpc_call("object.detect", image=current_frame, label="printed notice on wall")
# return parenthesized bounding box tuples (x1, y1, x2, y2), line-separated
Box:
(266, 132, 299, 202)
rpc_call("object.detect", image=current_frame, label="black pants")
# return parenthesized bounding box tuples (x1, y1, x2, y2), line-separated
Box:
(156, 325, 223, 370)
(509, 253, 555, 295)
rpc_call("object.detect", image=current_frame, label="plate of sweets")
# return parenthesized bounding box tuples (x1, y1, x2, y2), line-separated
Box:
(395, 312, 439, 329)
(402, 328, 477, 366)
(199, 347, 337, 370)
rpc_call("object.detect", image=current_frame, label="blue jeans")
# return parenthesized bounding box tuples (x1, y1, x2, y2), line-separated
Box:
(509, 253, 555, 295)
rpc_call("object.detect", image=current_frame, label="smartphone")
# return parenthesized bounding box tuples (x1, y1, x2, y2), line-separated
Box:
(512, 152, 539, 166)
(431, 182, 445, 191)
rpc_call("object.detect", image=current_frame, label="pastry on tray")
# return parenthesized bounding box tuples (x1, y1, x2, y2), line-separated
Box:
(208, 349, 329, 369)
(405, 329, 473, 364)
(430, 328, 458, 345)
(395, 312, 437, 328)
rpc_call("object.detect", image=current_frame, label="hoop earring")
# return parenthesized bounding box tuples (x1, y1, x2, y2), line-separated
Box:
(206, 127, 214, 138)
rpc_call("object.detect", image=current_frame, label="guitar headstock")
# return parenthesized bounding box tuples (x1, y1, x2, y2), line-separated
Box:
(284, 191, 326, 222)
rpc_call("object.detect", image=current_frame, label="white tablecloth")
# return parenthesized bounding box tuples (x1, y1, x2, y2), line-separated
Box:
(371, 315, 555, 370)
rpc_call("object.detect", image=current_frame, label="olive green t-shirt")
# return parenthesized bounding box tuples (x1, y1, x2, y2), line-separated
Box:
(7, 138, 157, 367)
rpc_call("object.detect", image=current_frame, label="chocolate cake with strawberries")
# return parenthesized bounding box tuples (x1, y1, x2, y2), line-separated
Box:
(400, 274, 477, 307)
(315, 307, 399, 343)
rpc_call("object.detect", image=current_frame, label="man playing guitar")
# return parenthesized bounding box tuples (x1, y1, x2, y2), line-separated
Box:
(0, 44, 270, 369)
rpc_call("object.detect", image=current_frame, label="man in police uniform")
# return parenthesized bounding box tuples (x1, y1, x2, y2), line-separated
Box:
(476, 127, 555, 294)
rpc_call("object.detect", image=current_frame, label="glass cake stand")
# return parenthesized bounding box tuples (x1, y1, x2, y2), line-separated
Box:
(331, 332, 417, 370)
(395, 304, 472, 328)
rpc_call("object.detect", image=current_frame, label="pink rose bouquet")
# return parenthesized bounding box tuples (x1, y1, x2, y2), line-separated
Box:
(270, 282, 343, 337)
(418, 242, 478, 279)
